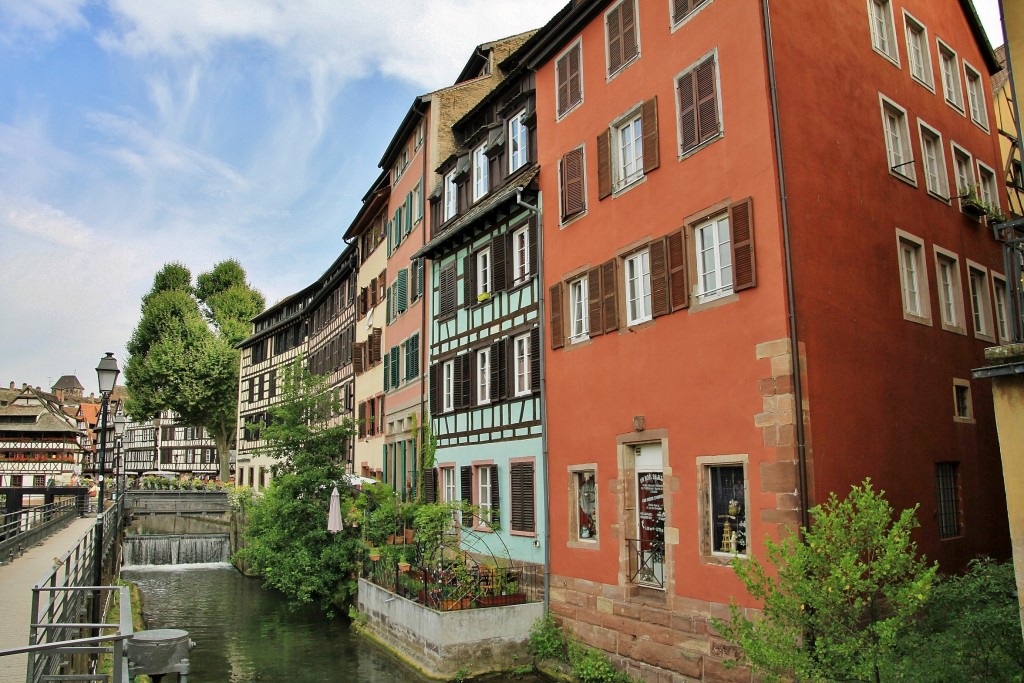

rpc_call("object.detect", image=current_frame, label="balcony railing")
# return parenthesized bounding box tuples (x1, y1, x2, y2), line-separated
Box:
(626, 537, 665, 589)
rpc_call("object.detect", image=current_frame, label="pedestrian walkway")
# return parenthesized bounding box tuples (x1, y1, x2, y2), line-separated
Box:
(0, 516, 96, 682)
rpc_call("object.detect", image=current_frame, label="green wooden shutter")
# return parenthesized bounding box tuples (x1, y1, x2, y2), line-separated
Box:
(391, 347, 400, 388)
(404, 193, 413, 236)
(396, 268, 408, 314)
(383, 350, 391, 391)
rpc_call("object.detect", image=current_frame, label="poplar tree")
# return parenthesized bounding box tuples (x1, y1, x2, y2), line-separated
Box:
(124, 260, 264, 481)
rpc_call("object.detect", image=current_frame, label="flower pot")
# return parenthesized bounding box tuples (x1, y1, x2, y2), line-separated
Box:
(397, 561, 411, 572)
(369, 552, 381, 562)
(404, 529, 415, 544)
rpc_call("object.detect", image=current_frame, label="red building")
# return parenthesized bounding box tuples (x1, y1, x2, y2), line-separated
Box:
(521, 0, 1009, 679)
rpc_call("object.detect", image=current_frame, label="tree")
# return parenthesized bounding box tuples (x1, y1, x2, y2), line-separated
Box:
(715, 480, 937, 683)
(234, 360, 362, 615)
(124, 261, 264, 480)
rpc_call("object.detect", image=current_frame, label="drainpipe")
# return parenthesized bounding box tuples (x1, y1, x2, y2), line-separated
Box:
(515, 185, 549, 609)
(761, 0, 811, 533)
(419, 106, 430, 474)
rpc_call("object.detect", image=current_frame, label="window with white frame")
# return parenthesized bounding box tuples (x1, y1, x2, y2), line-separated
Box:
(478, 465, 495, 525)
(473, 143, 489, 202)
(476, 348, 490, 405)
(964, 62, 988, 130)
(442, 466, 457, 503)
(443, 170, 458, 221)
(514, 333, 531, 396)
(897, 231, 931, 324)
(476, 248, 491, 297)
(614, 111, 644, 190)
(934, 249, 965, 333)
(696, 214, 733, 303)
(881, 98, 915, 182)
(938, 40, 964, 111)
(952, 144, 974, 200)
(569, 277, 589, 342)
(919, 123, 948, 199)
(624, 249, 652, 324)
(442, 360, 455, 412)
(574, 469, 598, 541)
(413, 180, 424, 222)
(868, 0, 898, 63)
(977, 162, 998, 210)
(509, 110, 528, 174)
(904, 12, 933, 89)
(967, 264, 993, 339)
(993, 275, 1010, 342)
(707, 464, 747, 556)
(512, 225, 530, 283)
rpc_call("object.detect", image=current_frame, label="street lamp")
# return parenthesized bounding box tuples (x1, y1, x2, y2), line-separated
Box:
(93, 352, 119, 628)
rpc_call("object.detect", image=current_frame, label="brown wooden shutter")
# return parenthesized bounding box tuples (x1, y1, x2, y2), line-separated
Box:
(649, 237, 670, 318)
(696, 56, 719, 144)
(556, 51, 570, 117)
(568, 44, 582, 109)
(463, 255, 475, 306)
(673, 0, 688, 24)
(530, 327, 541, 392)
(597, 130, 612, 200)
(424, 467, 438, 504)
(510, 462, 535, 533)
(370, 327, 382, 364)
(460, 353, 472, 408)
(429, 363, 439, 414)
(587, 267, 604, 337)
(667, 229, 690, 311)
(352, 342, 365, 374)
(439, 264, 456, 317)
(527, 217, 538, 279)
(729, 197, 756, 291)
(607, 4, 622, 73)
(561, 148, 585, 218)
(358, 287, 368, 318)
(461, 466, 474, 527)
(549, 282, 565, 349)
(678, 70, 697, 152)
(369, 277, 377, 307)
(642, 96, 659, 173)
(453, 354, 466, 410)
(621, 0, 638, 65)
(491, 233, 507, 292)
(490, 338, 507, 401)
(357, 401, 367, 438)
(489, 465, 500, 528)
(601, 259, 619, 333)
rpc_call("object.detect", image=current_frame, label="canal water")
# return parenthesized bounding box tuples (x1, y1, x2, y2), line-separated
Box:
(122, 562, 545, 682)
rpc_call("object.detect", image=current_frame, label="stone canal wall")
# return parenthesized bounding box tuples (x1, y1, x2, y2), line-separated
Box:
(357, 578, 543, 679)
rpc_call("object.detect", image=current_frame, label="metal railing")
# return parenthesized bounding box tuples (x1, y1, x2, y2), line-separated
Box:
(0, 500, 81, 566)
(626, 538, 665, 589)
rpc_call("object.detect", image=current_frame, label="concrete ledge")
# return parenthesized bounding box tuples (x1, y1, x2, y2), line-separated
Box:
(357, 578, 543, 679)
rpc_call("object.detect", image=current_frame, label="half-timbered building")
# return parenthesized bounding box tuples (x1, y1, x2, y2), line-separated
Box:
(0, 388, 85, 486)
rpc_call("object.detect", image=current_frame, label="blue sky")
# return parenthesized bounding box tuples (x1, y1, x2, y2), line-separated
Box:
(0, 0, 1005, 395)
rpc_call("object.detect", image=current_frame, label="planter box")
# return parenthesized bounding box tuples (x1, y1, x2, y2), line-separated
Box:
(961, 199, 986, 219)
(476, 593, 526, 608)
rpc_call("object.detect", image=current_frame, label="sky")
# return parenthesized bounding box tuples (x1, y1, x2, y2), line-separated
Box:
(0, 1, 1006, 396)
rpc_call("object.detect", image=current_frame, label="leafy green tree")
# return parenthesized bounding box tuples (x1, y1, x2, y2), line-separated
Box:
(234, 360, 362, 615)
(715, 480, 936, 683)
(124, 261, 264, 480)
(884, 557, 1024, 682)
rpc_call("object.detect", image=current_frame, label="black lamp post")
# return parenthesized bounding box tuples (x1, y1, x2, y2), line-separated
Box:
(92, 352, 119, 628)
(113, 411, 126, 500)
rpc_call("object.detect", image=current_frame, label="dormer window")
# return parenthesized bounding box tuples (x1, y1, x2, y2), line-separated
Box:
(444, 170, 458, 221)
(509, 110, 529, 173)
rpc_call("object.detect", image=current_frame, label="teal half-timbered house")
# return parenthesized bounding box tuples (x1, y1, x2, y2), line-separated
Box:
(415, 58, 545, 569)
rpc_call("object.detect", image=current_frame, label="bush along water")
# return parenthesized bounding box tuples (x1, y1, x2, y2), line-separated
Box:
(529, 613, 635, 683)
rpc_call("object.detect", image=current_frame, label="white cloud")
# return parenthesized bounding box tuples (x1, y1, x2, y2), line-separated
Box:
(1, 194, 91, 249)
(0, 0, 88, 47)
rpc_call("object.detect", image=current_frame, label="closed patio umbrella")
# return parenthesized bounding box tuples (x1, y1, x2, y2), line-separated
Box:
(328, 486, 342, 534)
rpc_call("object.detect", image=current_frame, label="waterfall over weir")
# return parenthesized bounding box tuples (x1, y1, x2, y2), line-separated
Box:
(122, 534, 231, 566)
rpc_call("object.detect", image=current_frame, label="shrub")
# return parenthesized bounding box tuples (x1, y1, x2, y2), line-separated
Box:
(529, 613, 567, 661)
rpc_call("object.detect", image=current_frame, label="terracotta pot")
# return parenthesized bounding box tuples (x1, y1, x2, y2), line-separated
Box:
(397, 561, 411, 572)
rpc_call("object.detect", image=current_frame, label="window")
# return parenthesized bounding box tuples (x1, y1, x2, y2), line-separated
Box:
(477, 348, 490, 405)
(509, 110, 529, 173)
(964, 62, 988, 129)
(935, 462, 962, 539)
(442, 360, 455, 412)
(509, 461, 536, 534)
(896, 231, 931, 325)
(443, 169, 458, 221)
(559, 147, 586, 221)
(881, 97, 915, 183)
(868, 0, 898, 63)
(573, 469, 598, 541)
(977, 162, 998, 211)
(672, 0, 710, 26)
(478, 464, 497, 527)
(953, 379, 973, 422)
(938, 40, 964, 111)
(707, 464, 747, 556)
(442, 467, 457, 503)
(696, 214, 733, 303)
(514, 333, 531, 396)
(677, 54, 720, 155)
(934, 249, 965, 333)
(476, 248, 491, 298)
(556, 39, 583, 118)
(512, 225, 530, 283)
(918, 123, 949, 199)
(952, 144, 974, 201)
(993, 275, 1010, 342)
(967, 263, 993, 339)
(473, 144, 488, 202)
(624, 250, 652, 325)
(605, 0, 639, 76)
(904, 12, 933, 89)
(598, 98, 658, 198)
(413, 180, 424, 222)
(569, 277, 589, 342)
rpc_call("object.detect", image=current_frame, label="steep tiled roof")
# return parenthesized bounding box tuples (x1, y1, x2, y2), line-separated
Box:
(0, 388, 81, 435)
(52, 375, 84, 391)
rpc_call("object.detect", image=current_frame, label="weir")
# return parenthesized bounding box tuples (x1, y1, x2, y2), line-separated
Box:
(122, 533, 230, 566)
